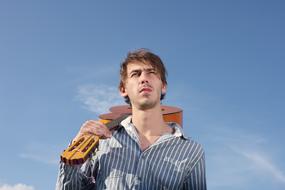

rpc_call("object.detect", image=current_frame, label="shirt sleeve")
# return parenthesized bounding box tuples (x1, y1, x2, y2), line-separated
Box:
(55, 156, 99, 190)
(183, 151, 207, 190)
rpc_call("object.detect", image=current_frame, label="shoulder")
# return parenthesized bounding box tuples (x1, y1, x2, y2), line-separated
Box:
(170, 122, 205, 156)
(170, 124, 205, 165)
(176, 137, 205, 158)
(171, 137, 205, 174)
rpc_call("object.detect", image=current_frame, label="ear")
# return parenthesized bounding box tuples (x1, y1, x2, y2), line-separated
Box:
(120, 86, 128, 97)
(161, 83, 167, 95)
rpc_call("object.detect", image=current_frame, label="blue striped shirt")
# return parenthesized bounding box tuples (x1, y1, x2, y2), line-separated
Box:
(56, 116, 206, 190)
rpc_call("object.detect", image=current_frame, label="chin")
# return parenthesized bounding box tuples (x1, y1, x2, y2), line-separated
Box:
(137, 100, 158, 110)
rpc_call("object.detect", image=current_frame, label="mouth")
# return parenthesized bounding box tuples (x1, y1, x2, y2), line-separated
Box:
(139, 86, 152, 93)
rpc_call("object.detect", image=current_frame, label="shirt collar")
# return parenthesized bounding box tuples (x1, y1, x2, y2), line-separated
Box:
(120, 115, 188, 140)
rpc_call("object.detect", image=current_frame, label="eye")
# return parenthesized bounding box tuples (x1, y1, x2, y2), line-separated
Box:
(130, 71, 140, 77)
(147, 69, 156, 75)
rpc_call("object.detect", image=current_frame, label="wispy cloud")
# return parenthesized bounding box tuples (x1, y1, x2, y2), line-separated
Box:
(19, 153, 58, 165)
(77, 84, 125, 114)
(238, 150, 285, 184)
(0, 184, 34, 190)
(226, 132, 285, 185)
(19, 142, 60, 165)
(204, 126, 285, 189)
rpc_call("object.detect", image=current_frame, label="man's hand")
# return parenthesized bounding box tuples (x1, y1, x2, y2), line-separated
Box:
(73, 120, 112, 142)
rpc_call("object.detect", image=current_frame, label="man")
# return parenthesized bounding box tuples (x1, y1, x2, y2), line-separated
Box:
(56, 49, 207, 189)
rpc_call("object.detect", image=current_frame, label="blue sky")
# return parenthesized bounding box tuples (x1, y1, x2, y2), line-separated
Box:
(0, 1, 284, 190)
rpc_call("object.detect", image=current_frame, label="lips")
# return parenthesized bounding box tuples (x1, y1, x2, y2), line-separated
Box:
(139, 86, 152, 93)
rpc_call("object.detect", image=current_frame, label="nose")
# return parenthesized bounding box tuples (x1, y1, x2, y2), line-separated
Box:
(139, 70, 149, 84)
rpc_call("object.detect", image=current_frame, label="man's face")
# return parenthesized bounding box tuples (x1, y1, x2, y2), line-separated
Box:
(120, 61, 166, 110)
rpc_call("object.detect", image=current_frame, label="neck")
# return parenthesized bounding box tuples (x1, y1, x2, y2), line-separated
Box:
(131, 104, 168, 136)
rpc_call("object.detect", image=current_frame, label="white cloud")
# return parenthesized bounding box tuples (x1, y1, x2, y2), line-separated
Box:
(239, 150, 285, 183)
(77, 84, 125, 114)
(19, 142, 60, 165)
(19, 153, 58, 165)
(204, 126, 285, 189)
(0, 184, 34, 190)
(226, 133, 285, 185)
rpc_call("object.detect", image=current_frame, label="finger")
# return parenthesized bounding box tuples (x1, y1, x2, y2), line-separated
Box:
(81, 120, 101, 130)
(94, 128, 108, 137)
(80, 120, 111, 138)
(94, 127, 112, 138)
(82, 126, 105, 137)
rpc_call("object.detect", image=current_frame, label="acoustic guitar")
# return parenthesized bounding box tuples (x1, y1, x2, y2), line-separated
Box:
(60, 105, 182, 165)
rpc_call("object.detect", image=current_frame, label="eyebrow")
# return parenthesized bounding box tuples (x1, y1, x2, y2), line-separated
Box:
(129, 69, 141, 74)
(129, 68, 155, 74)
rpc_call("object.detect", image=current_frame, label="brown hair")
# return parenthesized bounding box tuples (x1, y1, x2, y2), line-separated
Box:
(119, 48, 168, 104)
